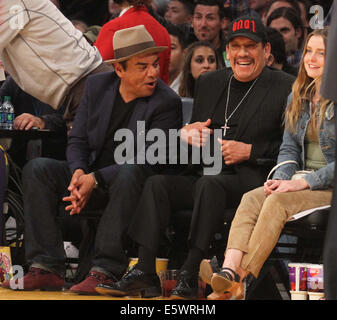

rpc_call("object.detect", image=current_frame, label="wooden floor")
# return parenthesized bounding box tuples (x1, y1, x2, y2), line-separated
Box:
(0, 287, 165, 300)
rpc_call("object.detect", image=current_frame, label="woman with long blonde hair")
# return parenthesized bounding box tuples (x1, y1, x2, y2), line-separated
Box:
(200, 27, 335, 300)
(286, 28, 331, 134)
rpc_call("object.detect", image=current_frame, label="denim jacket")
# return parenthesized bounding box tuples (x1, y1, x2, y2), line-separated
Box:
(272, 96, 335, 190)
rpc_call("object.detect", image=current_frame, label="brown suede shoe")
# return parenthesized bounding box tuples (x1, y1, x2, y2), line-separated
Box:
(70, 271, 117, 295)
(0, 267, 64, 291)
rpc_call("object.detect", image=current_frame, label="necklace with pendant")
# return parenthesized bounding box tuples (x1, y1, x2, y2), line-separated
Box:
(222, 74, 259, 137)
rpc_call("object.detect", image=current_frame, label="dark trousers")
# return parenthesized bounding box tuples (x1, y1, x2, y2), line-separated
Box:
(323, 102, 337, 300)
(128, 171, 258, 257)
(22, 158, 154, 278)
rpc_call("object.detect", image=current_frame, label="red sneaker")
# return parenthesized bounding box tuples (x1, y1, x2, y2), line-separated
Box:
(70, 271, 117, 295)
(0, 267, 64, 291)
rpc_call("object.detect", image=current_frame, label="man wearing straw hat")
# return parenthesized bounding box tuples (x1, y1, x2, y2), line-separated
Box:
(0, 25, 182, 295)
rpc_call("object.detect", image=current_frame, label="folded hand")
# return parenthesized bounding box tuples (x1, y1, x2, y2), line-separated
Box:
(264, 178, 309, 195)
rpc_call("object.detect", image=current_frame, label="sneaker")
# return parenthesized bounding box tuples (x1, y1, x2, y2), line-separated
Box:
(0, 267, 64, 291)
(69, 271, 117, 295)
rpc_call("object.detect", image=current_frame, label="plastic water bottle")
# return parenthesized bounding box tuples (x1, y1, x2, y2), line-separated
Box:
(0, 97, 5, 129)
(2, 96, 14, 130)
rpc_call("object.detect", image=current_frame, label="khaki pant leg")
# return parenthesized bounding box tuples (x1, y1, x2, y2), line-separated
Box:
(240, 189, 332, 278)
(226, 186, 267, 253)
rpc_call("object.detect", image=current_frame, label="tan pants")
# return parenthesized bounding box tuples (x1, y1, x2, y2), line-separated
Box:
(227, 186, 332, 278)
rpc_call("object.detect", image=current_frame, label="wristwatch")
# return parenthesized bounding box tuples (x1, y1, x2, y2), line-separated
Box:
(90, 172, 98, 189)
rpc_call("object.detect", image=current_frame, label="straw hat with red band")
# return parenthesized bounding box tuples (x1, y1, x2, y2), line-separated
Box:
(105, 25, 168, 64)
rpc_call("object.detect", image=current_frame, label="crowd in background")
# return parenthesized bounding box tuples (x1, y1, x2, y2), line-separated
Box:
(1, 0, 334, 167)
(0, 0, 336, 300)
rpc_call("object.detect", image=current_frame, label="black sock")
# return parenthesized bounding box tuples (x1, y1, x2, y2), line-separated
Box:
(136, 246, 156, 274)
(181, 247, 204, 274)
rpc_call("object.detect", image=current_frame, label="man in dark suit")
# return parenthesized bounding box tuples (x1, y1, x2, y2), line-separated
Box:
(0, 25, 182, 295)
(95, 16, 295, 299)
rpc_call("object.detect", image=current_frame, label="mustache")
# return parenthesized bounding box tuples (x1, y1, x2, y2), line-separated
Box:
(235, 58, 254, 63)
(199, 27, 209, 32)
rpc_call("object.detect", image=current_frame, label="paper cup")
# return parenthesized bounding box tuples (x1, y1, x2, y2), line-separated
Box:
(290, 290, 308, 300)
(307, 264, 324, 292)
(288, 263, 307, 291)
(155, 258, 168, 276)
(308, 292, 325, 300)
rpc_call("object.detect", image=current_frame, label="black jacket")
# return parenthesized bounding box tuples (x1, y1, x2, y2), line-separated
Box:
(188, 66, 295, 187)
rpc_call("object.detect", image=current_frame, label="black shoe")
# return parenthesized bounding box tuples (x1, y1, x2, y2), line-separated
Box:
(95, 266, 161, 298)
(169, 270, 199, 300)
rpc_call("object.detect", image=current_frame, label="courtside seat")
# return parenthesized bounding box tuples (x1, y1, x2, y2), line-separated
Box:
(181, 97, 194, 126)
(284, 207, 329, 237)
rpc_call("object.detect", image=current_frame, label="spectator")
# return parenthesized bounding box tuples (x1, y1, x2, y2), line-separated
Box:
(0, 25, 182, 294)
(231, 0, 251, 18)
(298, 0, 310, 29)
(201, 28, 334, 300)
(265, 0, 310, 40)
(151, 0, 170, 16)
(191, 0, 227, 68)
(267, 7, 304, 67)
(0, 0, 112, 135)
(266, 27, 298, 76)
(248, 0, 271, 19)
(221, 6, 234, 41)
(108, 0, 122, 19)
(95, 0, 171, 84)
(0, 77, 67, 167)
(95, 15, 295, 300)
(167, 24, 188, 93)
(164, 0, 193, 25)
(263, 0, 301, 23)
(1, 77, 66, 134)
(179, 41, 220, 98)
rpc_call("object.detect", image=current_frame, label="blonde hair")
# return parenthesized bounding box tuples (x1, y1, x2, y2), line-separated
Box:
(285, 28, 331, 134)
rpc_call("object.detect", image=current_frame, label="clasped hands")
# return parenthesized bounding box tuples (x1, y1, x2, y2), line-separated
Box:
(264, 178, 309, 196)
(63, 169, 96, 215)
(180, 118, 251, 165)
